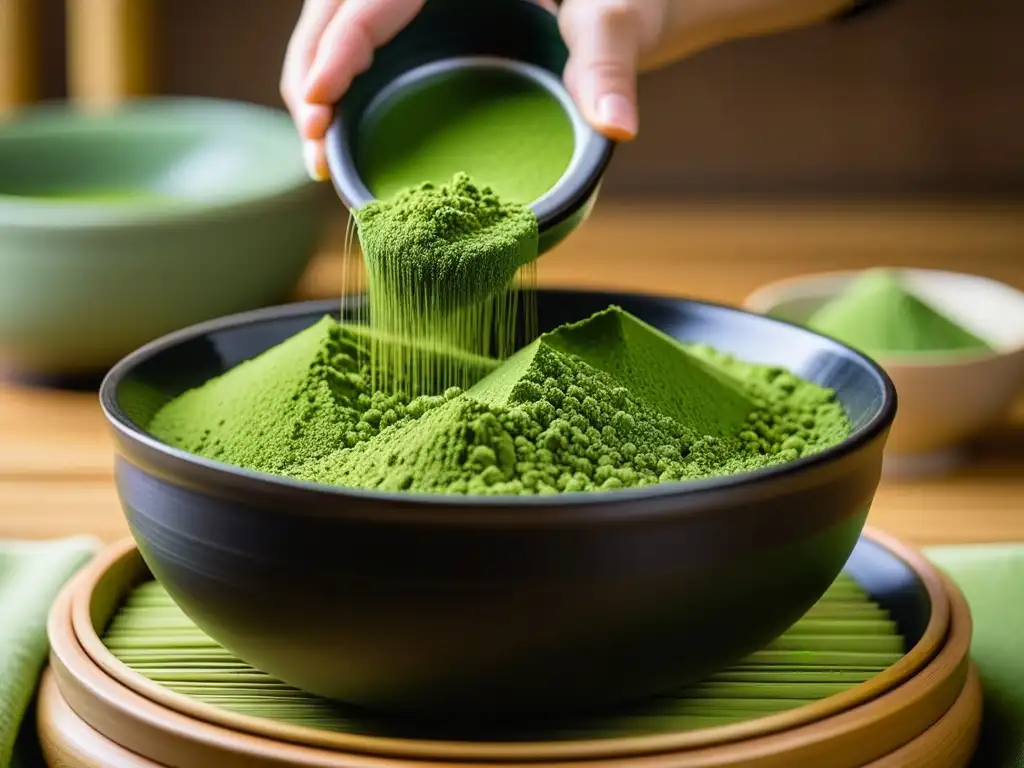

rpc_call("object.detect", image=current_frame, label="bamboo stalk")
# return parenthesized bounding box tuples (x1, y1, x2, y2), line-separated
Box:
(66, 0, 156, 109)
(0, 0, 38, 113)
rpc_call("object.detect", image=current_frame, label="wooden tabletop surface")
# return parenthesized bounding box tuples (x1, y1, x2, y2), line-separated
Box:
(3, 202, 1023, 547)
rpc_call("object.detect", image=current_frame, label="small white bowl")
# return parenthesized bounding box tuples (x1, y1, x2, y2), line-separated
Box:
(745, 269, 1024, 476)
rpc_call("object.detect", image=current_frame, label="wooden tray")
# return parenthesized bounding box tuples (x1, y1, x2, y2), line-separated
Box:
(43, 527, 978, 767)
(36, 665, 983, 768)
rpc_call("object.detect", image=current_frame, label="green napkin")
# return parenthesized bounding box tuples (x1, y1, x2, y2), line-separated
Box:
(927, 543, 1024, 768)
(0, 537, 99, 768)
(9, 698, 44, 768)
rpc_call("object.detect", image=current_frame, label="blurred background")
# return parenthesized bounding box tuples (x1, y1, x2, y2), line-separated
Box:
(0, 0, 1022, 553)
(5, 0, 1024, 201)
(3, 0, 1023, 380)
(2, 0, 1023, 357)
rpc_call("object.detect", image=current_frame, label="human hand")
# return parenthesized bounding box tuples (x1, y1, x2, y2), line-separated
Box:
(282, 0, 853, 181)
(555, 0, 854, 141)
(281, 0, 427, 181)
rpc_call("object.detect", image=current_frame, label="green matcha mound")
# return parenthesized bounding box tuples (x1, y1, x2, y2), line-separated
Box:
(541, 306, 756, 438)
(354, 172, 539, 394)
(686, 343, 852, 459)
(149, 306, 853, 496)
(148, 317, 369, 474)
(147, 319, 495, 475)
(806, 269, 992, 357)
(298, 338, 704, 494)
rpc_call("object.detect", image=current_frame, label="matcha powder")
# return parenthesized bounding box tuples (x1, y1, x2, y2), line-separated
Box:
(353, 173, 539, 395)
(356, 67, 575, 206)
(149, 307, 851, 496)
(807, 269, 992, 357)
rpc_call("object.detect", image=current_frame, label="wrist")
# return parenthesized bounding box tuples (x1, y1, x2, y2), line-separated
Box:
(642, 0, 858, 70)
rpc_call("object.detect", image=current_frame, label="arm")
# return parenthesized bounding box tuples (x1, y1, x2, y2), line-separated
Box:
(558, 0, 893, 140)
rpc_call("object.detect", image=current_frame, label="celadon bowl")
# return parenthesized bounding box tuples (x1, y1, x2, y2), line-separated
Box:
(0, 98, 329, 378)
(99, 289, 897, 717)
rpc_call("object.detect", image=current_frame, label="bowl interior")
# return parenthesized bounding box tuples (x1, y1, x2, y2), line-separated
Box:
(0, 99, 307, 210)
(107, 289, 893, 454)
(748, 269, 1024, 357)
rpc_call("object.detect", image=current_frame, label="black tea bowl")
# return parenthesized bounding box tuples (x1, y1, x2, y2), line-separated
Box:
(99, 289, 896, 717)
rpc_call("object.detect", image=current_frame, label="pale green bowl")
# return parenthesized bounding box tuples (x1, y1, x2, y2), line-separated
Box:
(0, 97, 329, 378)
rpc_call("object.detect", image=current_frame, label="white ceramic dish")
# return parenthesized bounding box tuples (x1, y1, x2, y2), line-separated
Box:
(745, 268, 1024, 476)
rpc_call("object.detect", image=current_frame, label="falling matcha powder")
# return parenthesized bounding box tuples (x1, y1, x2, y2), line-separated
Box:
(354, 172, 538, 394)
(149, 306, 851, 495)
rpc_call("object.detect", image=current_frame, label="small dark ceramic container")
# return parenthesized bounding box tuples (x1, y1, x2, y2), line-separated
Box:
(99, 290, 896, 716)
(324, 0, 615, 255)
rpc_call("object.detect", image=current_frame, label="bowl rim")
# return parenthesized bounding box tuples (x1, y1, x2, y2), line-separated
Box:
(743, 267, 1024, 366)
(0, 96, 316, 230)
(98, 288, 898, 515)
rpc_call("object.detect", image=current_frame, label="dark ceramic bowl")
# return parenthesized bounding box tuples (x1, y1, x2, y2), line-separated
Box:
(99, 289, 896, 716)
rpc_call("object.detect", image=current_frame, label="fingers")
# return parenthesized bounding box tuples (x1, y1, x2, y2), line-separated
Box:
(281, 0, 340, 181)
(559, 0, 643, 142)
(304, 0, 425, 105)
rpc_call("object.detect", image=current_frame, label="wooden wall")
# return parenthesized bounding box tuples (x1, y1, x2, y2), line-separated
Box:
(28, 0, 1024, 200)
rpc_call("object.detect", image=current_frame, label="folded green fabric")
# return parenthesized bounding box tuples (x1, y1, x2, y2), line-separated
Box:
(9, 701, 44, 768)
(927, 543, 1024, 768)
(0, 537, 99, 768)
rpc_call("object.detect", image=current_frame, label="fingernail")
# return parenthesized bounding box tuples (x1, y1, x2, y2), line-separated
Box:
(596, 93, 638, 140)
(298, 104, 321, 140)
(302, 76, 318, 103)
(303, 141, 327, 182)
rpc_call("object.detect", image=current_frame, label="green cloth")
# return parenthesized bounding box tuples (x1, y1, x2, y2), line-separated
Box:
(0, 537, 99, 768)
(927, 543, 1024, 768)
(9, 698, 44, 768)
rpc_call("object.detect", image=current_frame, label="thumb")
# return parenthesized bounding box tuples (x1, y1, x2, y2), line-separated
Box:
(559, 0, 642, 141)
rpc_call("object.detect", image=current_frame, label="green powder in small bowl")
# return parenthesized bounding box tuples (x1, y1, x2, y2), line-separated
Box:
(356, 67, 575, 206)
(806, 269, 993, 359)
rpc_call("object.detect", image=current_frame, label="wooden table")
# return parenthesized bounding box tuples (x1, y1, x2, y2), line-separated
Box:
(3, 203, 1023, 546)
